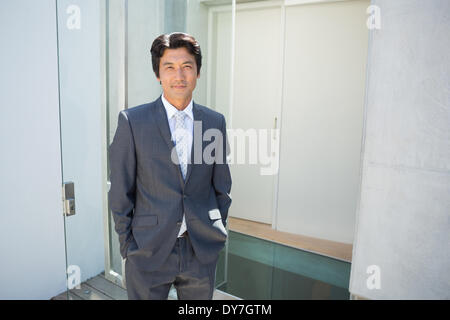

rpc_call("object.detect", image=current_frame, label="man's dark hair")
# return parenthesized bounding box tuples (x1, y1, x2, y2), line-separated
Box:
(150, 32, 202, 78)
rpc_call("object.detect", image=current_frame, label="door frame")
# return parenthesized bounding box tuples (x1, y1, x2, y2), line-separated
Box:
(102, 0, 126, 287)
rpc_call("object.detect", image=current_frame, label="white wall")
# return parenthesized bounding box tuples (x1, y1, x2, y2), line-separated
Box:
(350, 0, 450, 299)
(229, 6, 282, 224)
(276, 0, 369, 244)
(0, 0, 67, 299)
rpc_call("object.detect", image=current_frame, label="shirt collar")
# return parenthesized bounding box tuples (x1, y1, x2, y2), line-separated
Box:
(161, 94, 194, 120)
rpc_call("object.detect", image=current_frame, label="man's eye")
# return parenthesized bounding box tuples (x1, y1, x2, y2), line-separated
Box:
(184, 65, 192, 69)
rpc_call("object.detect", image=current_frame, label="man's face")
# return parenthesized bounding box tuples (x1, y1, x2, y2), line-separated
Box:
(157, 47, 199, 105)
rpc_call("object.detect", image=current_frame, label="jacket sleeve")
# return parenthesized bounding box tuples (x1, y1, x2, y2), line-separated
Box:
(108, 111, 138, 259)
(213, 115, 232, 228)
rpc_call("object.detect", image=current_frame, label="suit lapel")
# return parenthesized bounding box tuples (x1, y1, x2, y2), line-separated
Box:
(154, 97, 186, 187)
(184, 102, 203, 184)
(154, 96, 176, 152)
(154, 96, 203, 187)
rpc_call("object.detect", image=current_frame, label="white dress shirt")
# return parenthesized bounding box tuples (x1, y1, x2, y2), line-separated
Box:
(161, 94, 193, 237)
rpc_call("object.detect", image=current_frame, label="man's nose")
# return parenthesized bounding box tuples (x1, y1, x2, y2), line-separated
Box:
(174, 67, 185, 80)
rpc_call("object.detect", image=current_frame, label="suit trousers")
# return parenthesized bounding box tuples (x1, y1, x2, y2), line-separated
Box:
(125, 233, 218, 300)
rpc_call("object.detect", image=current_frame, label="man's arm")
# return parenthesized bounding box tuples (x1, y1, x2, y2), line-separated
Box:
(108, 111, 138, 259)
(213, 115, 232, 228)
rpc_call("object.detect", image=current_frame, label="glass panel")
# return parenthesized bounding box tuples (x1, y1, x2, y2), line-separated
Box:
(218, 232, 275, 299)
(219, 231, 351, 299)
(56, 0, 108, 298)
(271, 242, 351, 299)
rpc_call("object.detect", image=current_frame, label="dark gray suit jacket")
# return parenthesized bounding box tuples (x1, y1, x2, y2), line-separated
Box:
(108, 96, 232, 272)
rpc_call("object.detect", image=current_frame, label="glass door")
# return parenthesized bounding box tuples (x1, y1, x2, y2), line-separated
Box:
(56, 0, 110, 298)
(57, 0, 235, 299)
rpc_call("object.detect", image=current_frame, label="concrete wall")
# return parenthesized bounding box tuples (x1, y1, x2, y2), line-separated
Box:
(350, 0, 450, 299)
(0, 0, 67, 299)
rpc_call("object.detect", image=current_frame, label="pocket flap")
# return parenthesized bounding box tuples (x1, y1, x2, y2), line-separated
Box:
(132, 215, 158, 227)
(208, 209, 222, 220)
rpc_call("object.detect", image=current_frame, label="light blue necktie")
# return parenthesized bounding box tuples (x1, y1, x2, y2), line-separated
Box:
(173, 111, 188, 180)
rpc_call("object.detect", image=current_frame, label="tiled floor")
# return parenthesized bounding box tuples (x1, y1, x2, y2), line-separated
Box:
(51, 273, 239, 300)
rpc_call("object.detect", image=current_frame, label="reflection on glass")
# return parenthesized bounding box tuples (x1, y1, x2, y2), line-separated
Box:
(219, 232, 351, 300)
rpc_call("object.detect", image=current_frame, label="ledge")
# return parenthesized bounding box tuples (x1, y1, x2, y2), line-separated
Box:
(228, 217, 352, 262)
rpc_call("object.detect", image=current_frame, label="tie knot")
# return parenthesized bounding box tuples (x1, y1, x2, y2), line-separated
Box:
(174, 110, 186, 122)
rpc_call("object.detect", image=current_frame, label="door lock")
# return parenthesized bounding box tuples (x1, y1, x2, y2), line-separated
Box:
(62, 182, 76, 216)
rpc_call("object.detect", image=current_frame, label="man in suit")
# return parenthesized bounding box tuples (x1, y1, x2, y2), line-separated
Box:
(108, 32, 232, 300)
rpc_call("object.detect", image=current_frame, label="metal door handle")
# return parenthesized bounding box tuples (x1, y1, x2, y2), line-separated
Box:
(62, 182, 76, 216)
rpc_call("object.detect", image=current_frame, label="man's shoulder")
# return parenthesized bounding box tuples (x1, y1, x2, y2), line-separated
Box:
(194, 102, 226, 123)
(120, 98, 161, 123)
